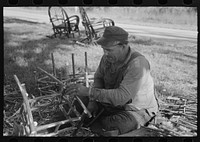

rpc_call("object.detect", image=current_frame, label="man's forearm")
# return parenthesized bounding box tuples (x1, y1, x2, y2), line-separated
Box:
(90, 86, 131, 106)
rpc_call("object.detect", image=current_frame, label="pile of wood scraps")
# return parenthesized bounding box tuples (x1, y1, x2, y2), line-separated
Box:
(147, 96, 197, 136)
(4, 84, 23, 136)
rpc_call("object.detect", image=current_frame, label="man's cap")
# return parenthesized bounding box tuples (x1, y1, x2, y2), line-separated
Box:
(96, 26, 128, 46)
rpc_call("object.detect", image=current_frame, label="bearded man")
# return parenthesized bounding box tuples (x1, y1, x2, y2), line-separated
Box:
(66, 26, 159, 136)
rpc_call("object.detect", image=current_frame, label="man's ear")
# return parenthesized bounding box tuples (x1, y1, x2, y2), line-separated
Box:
(120, 44, 129, 51)
(113, 41, 120, 45)
(121, 44, 127, 49)
(123, 43, 129, 48)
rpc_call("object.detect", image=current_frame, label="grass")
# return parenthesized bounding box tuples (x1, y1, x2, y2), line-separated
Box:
(86, 7, 197, 31)
(130, 36, 197, 100)
(4, 17, 197, 101)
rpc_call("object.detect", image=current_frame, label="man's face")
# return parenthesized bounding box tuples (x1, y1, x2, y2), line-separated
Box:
(101, 44, 123, 63)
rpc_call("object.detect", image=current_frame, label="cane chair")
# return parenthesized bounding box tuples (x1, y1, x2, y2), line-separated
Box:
(78, 7, 115, 44)
(48, 7, 80, 38)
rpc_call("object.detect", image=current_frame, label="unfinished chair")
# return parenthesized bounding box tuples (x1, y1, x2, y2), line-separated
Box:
(13, 73, 93, 136)
(48, 7, 80, 38)
(78, 7, 115, 44)
(12, 52, 96, 136)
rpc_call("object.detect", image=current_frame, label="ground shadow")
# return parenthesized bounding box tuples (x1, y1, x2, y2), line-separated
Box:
(128, 35, 164, 46)
(4, 17, 42, 25)
(157, 49, 196, 59)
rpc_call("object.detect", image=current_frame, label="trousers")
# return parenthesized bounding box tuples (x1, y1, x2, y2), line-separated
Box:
(73, 96, 153, 135)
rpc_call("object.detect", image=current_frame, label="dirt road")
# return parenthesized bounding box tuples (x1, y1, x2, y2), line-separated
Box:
(4, 7, 197, 42)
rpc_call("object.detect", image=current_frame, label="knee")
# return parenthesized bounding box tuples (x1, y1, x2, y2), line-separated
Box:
(101, 113, 140, 135)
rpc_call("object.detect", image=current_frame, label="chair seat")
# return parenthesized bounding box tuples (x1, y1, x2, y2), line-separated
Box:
(54, 23, 69, 29)
(48, 7, 80, 38)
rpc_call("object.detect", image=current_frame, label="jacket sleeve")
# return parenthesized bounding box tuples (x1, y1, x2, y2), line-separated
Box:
(91, 56, 151, 107)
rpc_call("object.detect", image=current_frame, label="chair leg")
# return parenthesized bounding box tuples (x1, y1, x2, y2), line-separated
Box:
(153, 116, 157, 124)
(78, 28, 80, 36)
(66, 32, 69, 38)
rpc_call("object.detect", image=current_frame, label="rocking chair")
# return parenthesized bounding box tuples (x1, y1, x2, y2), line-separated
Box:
(78, 7, 115, 44)
(48, 7, 80, 38)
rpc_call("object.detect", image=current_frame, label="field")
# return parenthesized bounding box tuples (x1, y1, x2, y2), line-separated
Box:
(3, 7, 197, 136)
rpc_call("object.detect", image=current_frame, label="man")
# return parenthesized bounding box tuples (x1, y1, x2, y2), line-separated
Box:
(66, 26, 159, 135)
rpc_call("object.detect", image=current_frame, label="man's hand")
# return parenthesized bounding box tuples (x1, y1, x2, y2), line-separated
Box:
(64, 83, 89, 97)
(87, 101, 99, 117)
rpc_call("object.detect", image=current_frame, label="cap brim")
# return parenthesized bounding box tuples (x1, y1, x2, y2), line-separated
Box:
(96, 36, 115, 46)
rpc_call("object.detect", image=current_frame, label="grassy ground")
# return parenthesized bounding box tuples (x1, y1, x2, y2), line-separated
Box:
(129, 36, 197, 100)
(4, 17, 197, 101)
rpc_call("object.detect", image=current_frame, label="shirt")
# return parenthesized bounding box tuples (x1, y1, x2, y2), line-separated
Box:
(91, 47, 158, 115)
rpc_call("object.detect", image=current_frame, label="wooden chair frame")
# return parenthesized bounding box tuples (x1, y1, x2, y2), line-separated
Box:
(48, 7, 80, 38)
(78, 7, 115, 44)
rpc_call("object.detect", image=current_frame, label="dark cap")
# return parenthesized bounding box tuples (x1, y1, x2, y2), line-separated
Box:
(96, 26, 128, 46)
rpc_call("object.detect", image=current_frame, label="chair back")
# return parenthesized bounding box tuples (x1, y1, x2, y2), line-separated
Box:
(48, 7, 70, 27)
(79, 7, 96, 39)
(48, 7, 80, 37)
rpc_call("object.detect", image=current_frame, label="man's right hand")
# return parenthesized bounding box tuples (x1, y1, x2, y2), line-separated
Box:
(87, 101, 99, 117)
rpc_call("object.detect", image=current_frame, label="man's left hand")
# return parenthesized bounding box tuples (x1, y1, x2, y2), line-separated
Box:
(64, 83, 89, 96)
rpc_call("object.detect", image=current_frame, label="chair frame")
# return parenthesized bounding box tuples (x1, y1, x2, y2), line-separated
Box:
(78, 7, 115, 44)
(48, 7, 80, 38)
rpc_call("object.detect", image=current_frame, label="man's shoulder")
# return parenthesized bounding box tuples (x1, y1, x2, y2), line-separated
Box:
(129, 52, 150, 69)
(129, 51, 146, 63)
(130, 51, 144, 58)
